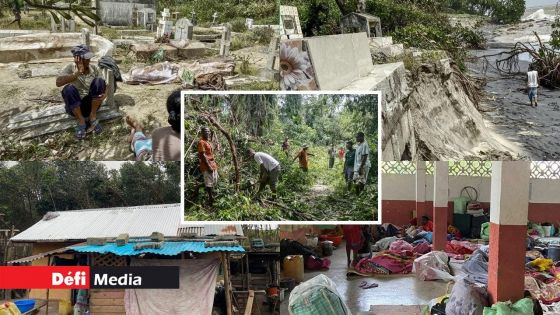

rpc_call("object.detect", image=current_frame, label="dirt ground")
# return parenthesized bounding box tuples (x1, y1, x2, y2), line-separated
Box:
(0, 58, 179, 160)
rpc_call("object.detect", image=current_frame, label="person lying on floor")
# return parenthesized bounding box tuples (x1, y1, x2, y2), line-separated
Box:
(125, 90, 182, 161)
(56, 44, 107, 140)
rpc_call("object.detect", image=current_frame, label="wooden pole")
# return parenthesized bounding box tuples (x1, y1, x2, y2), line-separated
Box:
(223, 253, 233, 315)
(45, 256, 51, 315)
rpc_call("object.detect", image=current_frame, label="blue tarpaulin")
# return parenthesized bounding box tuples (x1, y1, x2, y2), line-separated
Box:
(70, 241, 245, 256)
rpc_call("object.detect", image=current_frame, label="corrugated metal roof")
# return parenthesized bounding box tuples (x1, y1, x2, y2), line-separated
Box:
(8, 245, 75, 264)
(11, 204, 181, 242)
(177, 224, 244, 237)
(70, 241, 245, 256)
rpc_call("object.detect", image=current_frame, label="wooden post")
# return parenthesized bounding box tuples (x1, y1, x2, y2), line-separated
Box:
(223, 253, 233, 315)
(102, 69, 115, 108)
(244, 290, 255, 315)
(45, 256, 51, 315)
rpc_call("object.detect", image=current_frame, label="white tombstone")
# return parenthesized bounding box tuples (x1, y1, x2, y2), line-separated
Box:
(175, 18, 193, 41)
(219, 24, 231, 56)
(245, 18, 254, 29)
(157, 8, 173, 38)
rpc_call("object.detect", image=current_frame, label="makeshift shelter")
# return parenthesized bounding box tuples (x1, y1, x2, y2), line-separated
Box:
(9, 204, 181, 305)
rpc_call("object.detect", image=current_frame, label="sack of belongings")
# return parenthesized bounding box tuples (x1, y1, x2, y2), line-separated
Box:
(483, 298, 534, 315)
(446, 277, 489, 315)
(0, 302, 21, 315)
(413, 251, 454, 281)
(288, 274, 352, 315)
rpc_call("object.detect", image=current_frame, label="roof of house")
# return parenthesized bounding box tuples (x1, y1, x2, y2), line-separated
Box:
(70, 240, 245, 256)
(177, 224, 244, 237)
(11, 204, 181, 242)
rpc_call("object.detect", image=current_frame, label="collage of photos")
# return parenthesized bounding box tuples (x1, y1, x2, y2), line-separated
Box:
(0, 0, 559, 314)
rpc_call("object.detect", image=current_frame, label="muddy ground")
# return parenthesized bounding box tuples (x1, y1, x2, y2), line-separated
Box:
(467, 16, 560, 160)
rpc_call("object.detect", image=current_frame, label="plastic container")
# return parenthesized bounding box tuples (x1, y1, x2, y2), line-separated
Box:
(454, 196, 469, 214)
(548, 245, 560, 262)
(322, 241, 334, 256)
(319, 234, 343, 247)
(14, 299, 35, 313)
(283, 255, 304, 283)
(306, 235, 318, 248)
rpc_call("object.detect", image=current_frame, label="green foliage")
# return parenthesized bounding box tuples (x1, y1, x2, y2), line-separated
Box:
(0, 162, 180, 230)
(185, 94, 378, 221)
(552, 5, 560, 50)
(162, 0, 277, 25)
(230, 17, 248, 32)
(231, 27, 275, 51)
(445, 0, 524, 23)
(283, 0, 344, 36)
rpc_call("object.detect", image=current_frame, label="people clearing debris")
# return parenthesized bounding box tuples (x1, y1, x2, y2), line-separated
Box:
(293, 144, 315, 172)
(56, 45, 107, 140)
(248, 149, 281, 200)
(125, 90, 181, 161)
(198, 127, 218, 207)
(353, 132, 371, 195)
(528, 65, 539, 107)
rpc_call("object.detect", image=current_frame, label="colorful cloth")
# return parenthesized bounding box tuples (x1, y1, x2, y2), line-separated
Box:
(132, 131, 153, 161)
(354, 250, 415, 275)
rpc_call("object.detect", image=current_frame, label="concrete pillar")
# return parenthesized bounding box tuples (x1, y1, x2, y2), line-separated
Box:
(488, 161, 530, 304)
(81, 28, 90, 48)
(220, 24, 232, 56)
(432, 161, 448, 251)
(415, 161, 426, 220)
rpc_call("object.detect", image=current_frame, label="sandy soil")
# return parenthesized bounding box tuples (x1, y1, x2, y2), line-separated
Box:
(0, 58, 179, 160)
(467, 19, 560, 160)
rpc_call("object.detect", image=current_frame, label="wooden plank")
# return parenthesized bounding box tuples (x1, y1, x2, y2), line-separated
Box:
(90, 298, 125, 306)
(90, 291, 125, 299)
(9, 106, 113, 130)
(90, 305, 126, 313)
(244, 290, 255, 315)
(20, 109, 121, 139)
(9, 106, 67, 124)
(90, 289, 125, 293)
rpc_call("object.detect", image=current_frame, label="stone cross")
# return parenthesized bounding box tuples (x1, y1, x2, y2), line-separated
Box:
(219, 24, 231, 56)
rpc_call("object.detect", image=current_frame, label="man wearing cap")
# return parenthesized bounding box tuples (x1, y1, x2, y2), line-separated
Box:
(248, 149, 281, 200)
(293, 144, 315, 172)
(56, 44, 107, 140)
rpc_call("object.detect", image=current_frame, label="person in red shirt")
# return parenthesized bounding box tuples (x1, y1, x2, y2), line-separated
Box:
(293, 144, 315, 172)
(420, 216, 434, 232)
(342, 225, 364, 267)
(197, 127, 218, 207)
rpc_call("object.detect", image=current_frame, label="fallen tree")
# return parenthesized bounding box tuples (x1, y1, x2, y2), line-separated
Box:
(496, 32, 560, 88)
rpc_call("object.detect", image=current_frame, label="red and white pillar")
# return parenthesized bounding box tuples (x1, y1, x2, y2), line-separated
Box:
(488, 161, 530, 303)
(433, 161, 449, 251)
(415, 161, 427, 219)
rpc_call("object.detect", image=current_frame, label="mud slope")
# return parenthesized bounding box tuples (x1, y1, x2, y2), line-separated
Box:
(406, 59, 525, 160)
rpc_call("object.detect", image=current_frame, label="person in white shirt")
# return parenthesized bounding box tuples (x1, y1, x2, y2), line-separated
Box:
(353, 132, 371, 195)
(527, 65, 539, 107)
(247, 149, 281, 200)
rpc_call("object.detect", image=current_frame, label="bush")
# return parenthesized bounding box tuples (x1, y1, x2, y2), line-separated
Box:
(230, 17, 247, 32)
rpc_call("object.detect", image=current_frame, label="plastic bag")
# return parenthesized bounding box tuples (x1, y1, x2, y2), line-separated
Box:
(413, 251, 454, 281)
(482, 298, 534, 315)
(0, 303, 22, 315)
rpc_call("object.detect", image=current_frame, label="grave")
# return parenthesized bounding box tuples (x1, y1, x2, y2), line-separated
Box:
(340, 12, 382, 38)
(156, 8, 173, 39)
(219, 24, 232, 57)
(134, 8, 156, 31)
(280, 6, 303, 39)
(175, 18, 194, 41)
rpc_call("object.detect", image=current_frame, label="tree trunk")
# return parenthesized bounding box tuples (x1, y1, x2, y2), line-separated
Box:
(204, 114, 241, 192)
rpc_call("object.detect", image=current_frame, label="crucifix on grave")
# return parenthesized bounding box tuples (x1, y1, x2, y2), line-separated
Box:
(157, 8, 173, 39)
(211, 12, 218, 26)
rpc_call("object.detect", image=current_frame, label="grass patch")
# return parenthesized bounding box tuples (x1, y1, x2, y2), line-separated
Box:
(229, 80, 279, 91)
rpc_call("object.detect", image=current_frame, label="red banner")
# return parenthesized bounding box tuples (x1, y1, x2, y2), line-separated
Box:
(0, 266, 90, 289)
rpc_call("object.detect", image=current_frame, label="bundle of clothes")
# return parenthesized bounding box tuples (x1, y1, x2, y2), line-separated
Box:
(280, 239, 331, 271)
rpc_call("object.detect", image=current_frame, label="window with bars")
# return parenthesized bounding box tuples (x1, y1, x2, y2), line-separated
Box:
(382, 161, 560, 179)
